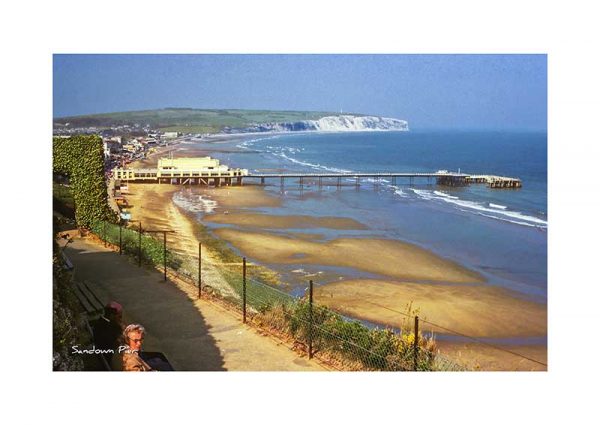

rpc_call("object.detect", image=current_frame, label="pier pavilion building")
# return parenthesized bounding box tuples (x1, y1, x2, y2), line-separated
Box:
(112, 156, 248, 186)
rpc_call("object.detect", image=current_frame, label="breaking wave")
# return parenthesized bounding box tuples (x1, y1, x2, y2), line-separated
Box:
(409, 189, 547, 228)
(172, 191, 217, 214)
(237, 135, 282, 150)
(273, 150, 353, 174)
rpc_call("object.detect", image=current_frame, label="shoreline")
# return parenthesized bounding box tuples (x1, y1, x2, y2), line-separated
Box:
(123, 181, 547, 371)
(120, 136, 547, 371)
(199, 128, 410, 142)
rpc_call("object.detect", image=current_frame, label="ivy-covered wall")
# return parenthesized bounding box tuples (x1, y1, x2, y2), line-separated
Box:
(53, 135, 115, 227)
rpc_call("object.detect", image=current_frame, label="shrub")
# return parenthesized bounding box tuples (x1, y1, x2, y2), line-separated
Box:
(288, 301, 336, 353)
(90, 220, 181, 269)
(53, 135, 116, 228)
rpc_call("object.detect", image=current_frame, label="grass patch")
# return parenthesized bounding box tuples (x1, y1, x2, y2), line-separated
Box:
(54, 108, 345, 131)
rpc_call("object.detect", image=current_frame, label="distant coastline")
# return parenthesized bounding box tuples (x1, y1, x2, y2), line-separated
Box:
(220, 115, 409, 134)
(53, 108, 409, 137)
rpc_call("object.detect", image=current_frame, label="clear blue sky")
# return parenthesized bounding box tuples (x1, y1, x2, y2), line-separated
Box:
(53, 54, 546, 131)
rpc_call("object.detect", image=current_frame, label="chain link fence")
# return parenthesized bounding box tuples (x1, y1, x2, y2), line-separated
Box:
(90, 219, 550, 371)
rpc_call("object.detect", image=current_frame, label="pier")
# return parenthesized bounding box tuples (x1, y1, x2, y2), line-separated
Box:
(112, 157, 521, 189)
(114, 169, 521, 189)
(245, 172, 521, 189)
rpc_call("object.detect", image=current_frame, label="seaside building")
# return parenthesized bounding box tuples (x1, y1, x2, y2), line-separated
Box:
(112, 156, 248, 186)
(103, 141, 111, 158)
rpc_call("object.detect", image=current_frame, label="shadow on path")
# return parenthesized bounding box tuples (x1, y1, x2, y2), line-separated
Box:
(66, 239, 225, 371)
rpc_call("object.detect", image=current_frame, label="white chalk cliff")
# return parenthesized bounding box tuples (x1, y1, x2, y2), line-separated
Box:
(311, 115, 409, 131)
(224, 115, 409, 133)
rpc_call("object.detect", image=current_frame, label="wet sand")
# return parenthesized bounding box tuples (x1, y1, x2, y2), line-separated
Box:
(122, 183, 200, 257)
(205, 212, 367, 230)
(202, 185, 283, 208)
(213, 228, 484, 284)
(314, 279, 547, 338)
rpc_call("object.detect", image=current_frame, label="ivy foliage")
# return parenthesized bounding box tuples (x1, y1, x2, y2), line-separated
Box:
(53, 135, 115, 227)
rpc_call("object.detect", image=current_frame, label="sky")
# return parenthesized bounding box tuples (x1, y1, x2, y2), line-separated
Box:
(53, 54, 547, 131)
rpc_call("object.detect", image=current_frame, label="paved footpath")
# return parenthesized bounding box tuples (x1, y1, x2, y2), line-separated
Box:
(63, 234, 326, 371)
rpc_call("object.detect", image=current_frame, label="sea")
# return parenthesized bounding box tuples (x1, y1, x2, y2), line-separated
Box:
(175, 130, 547, 303)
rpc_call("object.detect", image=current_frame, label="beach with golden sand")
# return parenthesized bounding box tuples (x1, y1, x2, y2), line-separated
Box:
(212, 228, 484, 284)
(314, 279, 546, 338)
(121, 156, 546, 370)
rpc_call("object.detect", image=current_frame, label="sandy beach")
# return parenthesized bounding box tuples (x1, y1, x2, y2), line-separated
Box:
(122, 183, 200, 257)
(201, 185, 283, 208)
(119, 146, 546, 371)
(312, 277, 547, 370)
(205, 212, 367, 230)
(314, 279, 547, 338)
(213, 228, 484, 284)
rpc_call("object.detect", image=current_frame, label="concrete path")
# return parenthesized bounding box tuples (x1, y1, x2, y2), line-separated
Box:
(63, 234, 326, 371)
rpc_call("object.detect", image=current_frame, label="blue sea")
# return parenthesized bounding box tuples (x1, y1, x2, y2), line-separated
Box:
(178, 130, 547, 302)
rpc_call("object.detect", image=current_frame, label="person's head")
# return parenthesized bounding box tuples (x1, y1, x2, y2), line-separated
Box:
(123, 324, 146, 352)
(104, 301, 123, 324)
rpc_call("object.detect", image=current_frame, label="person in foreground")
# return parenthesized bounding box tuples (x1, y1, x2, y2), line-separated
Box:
(93, 301, 124, 367)
(121, 323, 153, 372)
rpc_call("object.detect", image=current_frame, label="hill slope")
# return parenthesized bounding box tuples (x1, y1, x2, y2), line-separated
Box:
(54, 108, 348, 133)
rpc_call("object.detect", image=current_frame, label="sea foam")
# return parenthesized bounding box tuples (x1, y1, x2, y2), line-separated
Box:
(172, 191, 217, 214)
(409, 189, 547, 228)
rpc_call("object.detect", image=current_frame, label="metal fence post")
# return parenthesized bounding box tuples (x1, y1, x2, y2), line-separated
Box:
(242, 257, 247, 323)
(309, 279, 313, 359)
(414, 315, 419, 371)
(198, 242, 202, 298)
(138, 221, 142, 267)
(163, 231, 167, 281)
(119, 221, 122, 255)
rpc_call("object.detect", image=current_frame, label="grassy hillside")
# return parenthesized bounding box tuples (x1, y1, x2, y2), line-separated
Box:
(54, 108, 352, 133)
